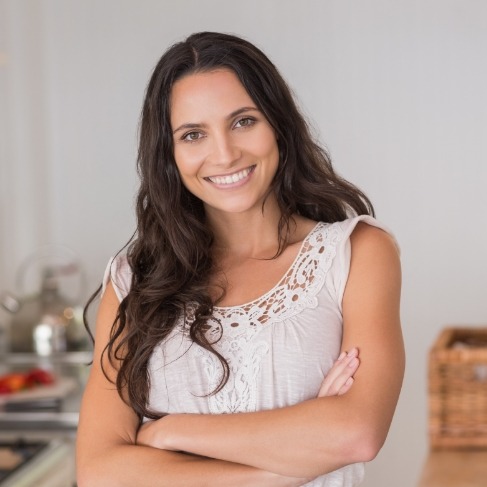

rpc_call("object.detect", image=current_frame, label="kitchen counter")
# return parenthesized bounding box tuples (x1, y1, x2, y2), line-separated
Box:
(417, 450, 487, 487)
(0, 351, 90, 431)
(0, 351, 90, 486)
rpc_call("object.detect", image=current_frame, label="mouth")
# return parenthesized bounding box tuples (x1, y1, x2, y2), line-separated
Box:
(205, 165, 255, 185)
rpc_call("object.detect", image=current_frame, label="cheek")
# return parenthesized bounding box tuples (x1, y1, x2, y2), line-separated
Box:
(252, 126, 278, 152)
(253, 132, 279, 162)
(173, 146, 206, 178)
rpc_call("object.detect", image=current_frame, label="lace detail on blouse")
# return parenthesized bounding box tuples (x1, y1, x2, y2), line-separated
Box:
(196, 222, 340, 414)
(198, 336, 269, 414)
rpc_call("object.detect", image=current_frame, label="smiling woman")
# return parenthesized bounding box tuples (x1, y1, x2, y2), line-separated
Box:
(171, 70, 279, 218)
(76, 31, 404, 487)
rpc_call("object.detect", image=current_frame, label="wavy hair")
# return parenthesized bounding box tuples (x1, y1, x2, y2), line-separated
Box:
(85, 32, 374, 421)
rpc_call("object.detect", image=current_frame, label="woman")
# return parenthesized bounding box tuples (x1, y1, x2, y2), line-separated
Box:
(77, 32, 404, 486)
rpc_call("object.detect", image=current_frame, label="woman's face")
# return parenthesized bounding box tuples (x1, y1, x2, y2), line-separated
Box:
(170, 69, 279, 219)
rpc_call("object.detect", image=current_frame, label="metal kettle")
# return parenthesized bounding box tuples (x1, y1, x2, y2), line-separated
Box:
(0, 247, 88, 355)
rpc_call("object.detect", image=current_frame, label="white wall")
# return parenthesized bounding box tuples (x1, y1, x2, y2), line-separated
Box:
(1, 1, 487, 485)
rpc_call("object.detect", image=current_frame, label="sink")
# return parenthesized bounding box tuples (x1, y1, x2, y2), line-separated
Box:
(0, 438, 72, 487)
(0, 438, 48, 483)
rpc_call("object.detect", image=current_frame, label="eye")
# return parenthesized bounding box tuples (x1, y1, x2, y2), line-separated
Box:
(182, 131, 204, 142)
(234, 117, 256, 129)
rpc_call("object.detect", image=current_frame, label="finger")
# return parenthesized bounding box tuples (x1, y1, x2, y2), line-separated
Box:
(337, 377, 354, 396)
(336, 351, 347, 362)
(319, 349, 359, 395)
(322, 357, 359, 396)
(323, 348, 358, 386)
(331, 348, 359, 379)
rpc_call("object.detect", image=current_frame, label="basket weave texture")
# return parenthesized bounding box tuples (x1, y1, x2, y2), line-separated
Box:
(429, 327, 487, 449)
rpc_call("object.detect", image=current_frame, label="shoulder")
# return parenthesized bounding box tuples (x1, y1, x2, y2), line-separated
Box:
(319, 216, 400, 307)
(349, 214, 400, 257)
(350, 221, 399, 258)
(323, 215, 398, 256)
(345, 219, 401, 300)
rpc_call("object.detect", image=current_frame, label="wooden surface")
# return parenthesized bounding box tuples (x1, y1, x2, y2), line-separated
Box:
(417, 450, 487, 487)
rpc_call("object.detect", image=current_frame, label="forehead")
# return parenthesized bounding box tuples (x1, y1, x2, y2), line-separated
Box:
(170, 69, 255, 125)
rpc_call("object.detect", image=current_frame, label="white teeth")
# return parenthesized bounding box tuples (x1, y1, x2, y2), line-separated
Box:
(208, 167, 252, 185)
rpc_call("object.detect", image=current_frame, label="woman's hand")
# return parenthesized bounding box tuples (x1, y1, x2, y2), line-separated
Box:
(137, 349, 361, 450)
(317, 348, 359, 398)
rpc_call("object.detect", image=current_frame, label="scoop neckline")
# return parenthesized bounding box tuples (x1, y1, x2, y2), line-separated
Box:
(213, 221, 324, 311)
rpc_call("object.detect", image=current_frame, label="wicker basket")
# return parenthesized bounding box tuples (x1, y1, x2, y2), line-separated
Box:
(429, 327, 487, 449)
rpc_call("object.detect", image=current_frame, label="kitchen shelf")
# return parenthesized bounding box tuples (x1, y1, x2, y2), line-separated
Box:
(0, 351, 92, 365)
(0, 412, 79, 431)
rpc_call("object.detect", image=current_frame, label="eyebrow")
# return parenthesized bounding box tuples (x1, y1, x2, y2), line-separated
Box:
(172, 106, 259, 135)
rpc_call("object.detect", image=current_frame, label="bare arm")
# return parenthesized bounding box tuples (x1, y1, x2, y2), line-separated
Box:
(76, 282, 310, 487)
(134, 224, 405, 478)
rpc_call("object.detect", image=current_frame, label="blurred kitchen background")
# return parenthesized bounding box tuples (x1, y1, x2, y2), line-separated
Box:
(1, 1, 487, 486)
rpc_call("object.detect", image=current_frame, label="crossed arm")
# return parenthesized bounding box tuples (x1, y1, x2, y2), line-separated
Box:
(76, 223, 404, 486)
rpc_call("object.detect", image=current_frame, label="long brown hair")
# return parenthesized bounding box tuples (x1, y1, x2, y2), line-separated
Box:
(85, 32, 374, 420)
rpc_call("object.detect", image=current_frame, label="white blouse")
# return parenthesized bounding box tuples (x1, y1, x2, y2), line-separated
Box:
(103, 215, 393, 487)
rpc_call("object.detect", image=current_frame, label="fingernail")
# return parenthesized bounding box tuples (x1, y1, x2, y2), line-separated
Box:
(337, 351, 346, 361)
(347, 348, 358, 357)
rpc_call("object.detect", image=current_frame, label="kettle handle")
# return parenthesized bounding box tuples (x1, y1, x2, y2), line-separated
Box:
(15, 244, 86, 301)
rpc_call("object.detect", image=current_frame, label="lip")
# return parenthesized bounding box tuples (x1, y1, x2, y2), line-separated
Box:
(204, 165, 256, 188)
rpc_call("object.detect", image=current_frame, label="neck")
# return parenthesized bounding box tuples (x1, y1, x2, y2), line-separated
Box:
(206, 196, 287, 259)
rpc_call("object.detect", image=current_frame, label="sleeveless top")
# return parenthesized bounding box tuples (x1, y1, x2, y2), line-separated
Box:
(102, 215, 393, 487)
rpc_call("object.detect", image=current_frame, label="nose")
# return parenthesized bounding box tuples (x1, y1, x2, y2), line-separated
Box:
(209, 132, 241, 167)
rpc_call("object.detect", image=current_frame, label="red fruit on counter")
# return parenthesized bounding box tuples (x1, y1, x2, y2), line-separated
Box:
(25, 368, 55, 386)
(0, 373, 27, 393)
(0, 368, 56, 394)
